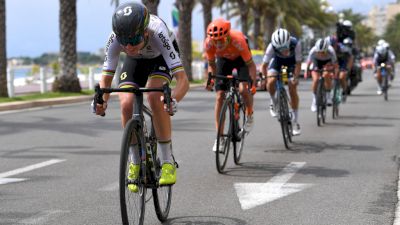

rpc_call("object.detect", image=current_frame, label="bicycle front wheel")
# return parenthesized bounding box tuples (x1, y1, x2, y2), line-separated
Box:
(233, 100, 246, 165)
(216, 98, 233, 173)
(278, 90, 291, 149)
(383, 74, 388, 101)
(332, 79, 340, 119)
(119, 119, 146, 225)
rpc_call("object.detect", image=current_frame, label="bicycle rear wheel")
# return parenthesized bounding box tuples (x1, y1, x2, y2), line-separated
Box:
(152, 155, 172, 222)
(332, 79, 340, 119)
(216, 98, 233, 173)
(119, 119, 146, 225)
(233, 99, 246, 165)
(278, 90, 291, 149)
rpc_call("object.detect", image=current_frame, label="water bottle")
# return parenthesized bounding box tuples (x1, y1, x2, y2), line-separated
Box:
(282, 69, 288, 85)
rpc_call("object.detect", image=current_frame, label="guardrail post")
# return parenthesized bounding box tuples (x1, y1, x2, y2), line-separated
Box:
(88, 67, 94, 90)
(7, 68, 15, 98)
(40, 67, 47, 93)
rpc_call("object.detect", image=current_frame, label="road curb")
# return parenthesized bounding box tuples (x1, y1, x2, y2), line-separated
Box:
(0, 84, 204, 112)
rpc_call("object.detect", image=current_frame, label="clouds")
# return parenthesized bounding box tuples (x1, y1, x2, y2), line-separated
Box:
(328, 0, 396, 13)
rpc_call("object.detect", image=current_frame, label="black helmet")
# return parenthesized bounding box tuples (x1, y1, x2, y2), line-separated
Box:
(112, 2, 150, 46)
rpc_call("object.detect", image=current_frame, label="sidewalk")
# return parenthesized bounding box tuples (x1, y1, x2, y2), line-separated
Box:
(0, 83, 204, 112)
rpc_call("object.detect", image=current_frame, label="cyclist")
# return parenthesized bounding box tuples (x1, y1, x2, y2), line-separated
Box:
(261, 28, 302, 136)
(373, 44, 395, 95)
(93, 2, 189, 191)
(336, 20, 355, 44)
(305, 37, 339, 112)
(329, 36, 353, 97)
(204, 18, 257, 151)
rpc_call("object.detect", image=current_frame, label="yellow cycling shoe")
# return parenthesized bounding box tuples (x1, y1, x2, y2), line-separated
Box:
(127, 163, 140, 193)
(159, 163, 176, 185)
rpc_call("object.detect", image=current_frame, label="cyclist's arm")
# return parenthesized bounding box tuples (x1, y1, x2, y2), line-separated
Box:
(172, 70, 189, 102)
(294, 41, 302, 79)
(247, 60, 257, 86)
(101, 32, 123, 102)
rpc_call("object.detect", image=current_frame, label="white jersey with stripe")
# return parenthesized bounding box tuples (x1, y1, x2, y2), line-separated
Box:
(102, 15, 183, 76)
(307, 45, 337, 63)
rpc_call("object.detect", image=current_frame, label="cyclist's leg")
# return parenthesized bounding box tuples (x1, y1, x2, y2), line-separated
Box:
(374, 64, 382, 94)
(235, 57, 253, 116)
(146, 57, 176, 185)
(213, 57, 231, 149)
(267, 58, 279, 107)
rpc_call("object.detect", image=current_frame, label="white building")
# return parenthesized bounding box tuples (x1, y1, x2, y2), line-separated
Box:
(365, 1, 400, 36)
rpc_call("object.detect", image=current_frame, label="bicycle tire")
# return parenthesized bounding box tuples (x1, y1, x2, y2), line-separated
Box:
(216, 98, 233, 173)
(383, 73, 388, 101)
(233, 97, 246, 165)
(119, 119, 146, 225)
(316, 78, 326, 126)
(278, 89, 291, 149)
(332, 79, 340, 119)
(152, 156, 172, 222)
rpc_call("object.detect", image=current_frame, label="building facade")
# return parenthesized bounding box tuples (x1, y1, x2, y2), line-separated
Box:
(365, 1, 400, 36)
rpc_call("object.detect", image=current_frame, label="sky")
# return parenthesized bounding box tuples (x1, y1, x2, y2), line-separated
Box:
(5, 0, 397, 58)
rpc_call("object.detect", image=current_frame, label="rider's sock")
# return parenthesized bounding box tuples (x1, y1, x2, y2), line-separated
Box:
(293, 110, 298, 123)
(158, 140, 173, 164)
(129, 144, 140, 164)
(312, 93, 316, 102)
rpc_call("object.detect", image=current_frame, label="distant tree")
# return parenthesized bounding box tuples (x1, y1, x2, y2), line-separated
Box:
(110, 0, 119, 8)
(176, 0, 195, 81)
(53, 0, 81, 92)
(142, 0, 160, 15)
(0, 0, 7, 97)
(199, 0, 213, 34)
(384, 14, 400, 61)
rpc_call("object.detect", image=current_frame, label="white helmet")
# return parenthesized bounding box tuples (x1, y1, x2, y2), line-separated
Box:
(382, 42, 390, 49)
(271, 28, 291, 50)
(315, 38, 329, 52)
(342, 20, 353, 27)
(377, 39, 386, 46)
(376, 45, 387, 55)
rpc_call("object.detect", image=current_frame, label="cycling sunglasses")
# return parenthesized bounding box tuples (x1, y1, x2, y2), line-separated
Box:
(117, 33, 144, 46)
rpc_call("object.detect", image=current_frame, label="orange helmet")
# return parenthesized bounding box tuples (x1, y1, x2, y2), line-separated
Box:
(207, 18, 231, 40)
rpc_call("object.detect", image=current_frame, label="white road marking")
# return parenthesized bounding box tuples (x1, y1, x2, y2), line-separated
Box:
(98, 181, 119, 191)
(0, 159, 65, 185)
(18, 210, 68, 224)
(234, 162, 312, 210)
(393, 169, 400, 225)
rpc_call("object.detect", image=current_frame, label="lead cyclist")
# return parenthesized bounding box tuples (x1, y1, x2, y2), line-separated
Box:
(93, 2, 189, 192)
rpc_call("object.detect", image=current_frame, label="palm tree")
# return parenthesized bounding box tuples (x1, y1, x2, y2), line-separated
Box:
(199, 0, 213, 34)
(175, 0, 195, 81)
(142, 0, 160, 15)
(0, 0, 7, 97)
(52, 0, 81, 92)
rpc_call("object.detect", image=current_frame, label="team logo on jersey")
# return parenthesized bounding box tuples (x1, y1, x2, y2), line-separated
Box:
(170, 52, 176, 59)
(158, 32, 171, 50)
(120, 72, 128, 80)
(159, 66, 166, 71)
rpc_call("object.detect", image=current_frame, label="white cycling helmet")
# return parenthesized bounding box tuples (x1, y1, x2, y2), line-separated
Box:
(376, 45, 387, 55)
(382, 42, 390, 49)
(315, 38, 329, 52)
(342, 20, 353, 27)
(271, 28, 291, 50)
(377, 39, 386, 46)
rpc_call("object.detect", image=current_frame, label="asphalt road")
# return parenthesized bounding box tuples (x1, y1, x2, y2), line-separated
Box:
(0, 69, 399, 225)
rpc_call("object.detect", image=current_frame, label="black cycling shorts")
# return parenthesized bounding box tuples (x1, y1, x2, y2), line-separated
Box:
(117, 55, 172, 88)
(215, 57, 250, 91)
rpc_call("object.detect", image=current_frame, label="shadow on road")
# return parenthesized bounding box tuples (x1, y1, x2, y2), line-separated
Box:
(222, 161, 349, 178)
(164, 215, 247, 225)
(263, 141, 381, 154)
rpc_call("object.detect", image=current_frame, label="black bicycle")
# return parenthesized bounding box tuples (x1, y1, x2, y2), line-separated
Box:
(274, 66, 293, 149)
(379, 63, 390, 101)
(94, 83, 174, 225)
(207, 74, 247, 173)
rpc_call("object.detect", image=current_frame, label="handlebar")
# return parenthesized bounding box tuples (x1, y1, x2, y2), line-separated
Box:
(93, 83, 172, 116)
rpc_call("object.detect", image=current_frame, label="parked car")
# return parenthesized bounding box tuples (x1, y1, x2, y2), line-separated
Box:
(361, 57, 373, 69)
